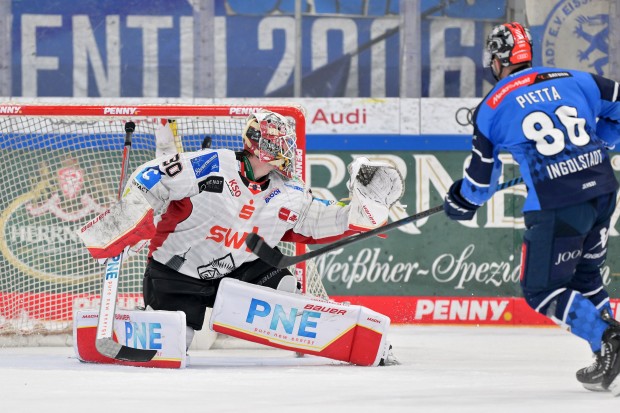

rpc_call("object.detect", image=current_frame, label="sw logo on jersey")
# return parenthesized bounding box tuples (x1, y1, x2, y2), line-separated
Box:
(134, 166, 161, 190)
(278, 207, 299, 224)
(206, 225, 259, 251)
(191, 153, 220, 179)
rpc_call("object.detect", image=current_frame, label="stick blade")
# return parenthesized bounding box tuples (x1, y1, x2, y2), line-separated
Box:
(96, 338, 157, 362)
(245, 233, 287, 268)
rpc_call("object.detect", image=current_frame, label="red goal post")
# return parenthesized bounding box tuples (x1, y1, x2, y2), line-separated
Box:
(0, 103, 327, 344)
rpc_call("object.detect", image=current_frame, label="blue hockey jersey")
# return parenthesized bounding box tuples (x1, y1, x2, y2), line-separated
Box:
(461, 66, 620, 211)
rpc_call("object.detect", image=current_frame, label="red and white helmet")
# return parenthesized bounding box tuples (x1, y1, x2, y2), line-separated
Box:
(483, 22, 533, 69)
(242, 110, 296, 179)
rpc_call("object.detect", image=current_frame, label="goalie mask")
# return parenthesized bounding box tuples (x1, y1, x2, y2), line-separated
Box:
(242, 110, 297, 179)
(483, 22, 532, 78)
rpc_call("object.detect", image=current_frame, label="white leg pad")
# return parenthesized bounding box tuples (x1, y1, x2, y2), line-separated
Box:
(210, 278, 391, 366)
(73, 308, 187, 368)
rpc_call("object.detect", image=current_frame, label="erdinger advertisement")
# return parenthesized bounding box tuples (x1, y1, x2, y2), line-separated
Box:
(210, 279, 390, 366)
(73, 309, 187, 368)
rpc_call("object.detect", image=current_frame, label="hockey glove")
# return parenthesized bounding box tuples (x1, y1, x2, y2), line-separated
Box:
(443, 179, 479, 221)
(347, 157, 404, 231)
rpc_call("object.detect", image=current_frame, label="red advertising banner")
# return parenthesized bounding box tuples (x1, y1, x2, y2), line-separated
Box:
(2, 292, 618, 327)
(333, 296, 620, 326)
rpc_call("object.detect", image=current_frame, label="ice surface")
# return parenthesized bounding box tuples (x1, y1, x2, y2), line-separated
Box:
(0, 325, 618, 412)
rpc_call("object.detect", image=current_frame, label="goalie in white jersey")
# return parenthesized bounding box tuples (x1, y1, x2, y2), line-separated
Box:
(80, 110, 404, 355)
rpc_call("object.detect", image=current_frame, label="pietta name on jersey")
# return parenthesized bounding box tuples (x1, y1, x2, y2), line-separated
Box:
(464, 67, 619, 211)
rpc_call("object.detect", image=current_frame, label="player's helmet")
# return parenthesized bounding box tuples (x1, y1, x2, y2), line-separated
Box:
(483, 22, 532, 69)
(242, 110, 296, 179)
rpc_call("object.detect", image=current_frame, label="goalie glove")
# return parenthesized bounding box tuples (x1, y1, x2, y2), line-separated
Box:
(346, 157, 404, 231)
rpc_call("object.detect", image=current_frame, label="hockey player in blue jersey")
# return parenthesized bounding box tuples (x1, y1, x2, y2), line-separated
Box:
(443, 22, 620, 395)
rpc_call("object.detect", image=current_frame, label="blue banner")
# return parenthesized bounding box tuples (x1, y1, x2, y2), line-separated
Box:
(9, 0, 512, 98)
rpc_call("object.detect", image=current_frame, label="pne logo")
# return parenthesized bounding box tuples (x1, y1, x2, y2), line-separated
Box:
(124, 322, 162, 350)
(105, 255, 122, 280)
(246, 298, 320, 338)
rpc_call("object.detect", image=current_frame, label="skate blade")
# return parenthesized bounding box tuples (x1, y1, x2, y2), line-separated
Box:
(609, 376, 620, 397)
(582, 382, 608, 392)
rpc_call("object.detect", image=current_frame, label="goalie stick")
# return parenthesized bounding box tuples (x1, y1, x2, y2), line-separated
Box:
(95, 122, 157, 362)
(246, 176, 525, 269)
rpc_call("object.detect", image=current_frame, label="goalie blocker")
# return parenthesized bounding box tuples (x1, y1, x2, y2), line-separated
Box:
(211, 278, 392, 366)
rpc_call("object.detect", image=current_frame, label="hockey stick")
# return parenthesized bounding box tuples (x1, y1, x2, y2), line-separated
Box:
(246, 177, 525, 269)
(95, 122, 157, 362)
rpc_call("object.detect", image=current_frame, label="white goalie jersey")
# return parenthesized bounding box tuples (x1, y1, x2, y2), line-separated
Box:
(80, 149, 352, 280)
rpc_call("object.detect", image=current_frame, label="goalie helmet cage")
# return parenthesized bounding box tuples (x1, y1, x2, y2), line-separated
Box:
(0, 103, 328, 346)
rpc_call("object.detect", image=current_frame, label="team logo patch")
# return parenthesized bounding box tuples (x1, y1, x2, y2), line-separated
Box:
(197, 253, 235, 280)
(198, 176, 224, 193)
(191, 152, 220, 179)
(135, 166, 162, 190)
(542, 1, 609, 75)
(278, 207, 299, 224)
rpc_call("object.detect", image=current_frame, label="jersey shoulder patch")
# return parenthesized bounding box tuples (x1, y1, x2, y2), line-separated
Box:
(134, 166, 162, 190)
(190, 151, 220, 179)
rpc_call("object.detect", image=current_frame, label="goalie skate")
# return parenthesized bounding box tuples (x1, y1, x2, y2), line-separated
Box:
(379, 342, 400, 366)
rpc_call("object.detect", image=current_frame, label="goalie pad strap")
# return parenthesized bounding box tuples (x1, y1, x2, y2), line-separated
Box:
(210, 278, 391, 366)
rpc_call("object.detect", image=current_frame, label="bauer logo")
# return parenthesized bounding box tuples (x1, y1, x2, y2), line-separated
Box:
(103, 107, 139, 115)
(542, 0, 609, 76)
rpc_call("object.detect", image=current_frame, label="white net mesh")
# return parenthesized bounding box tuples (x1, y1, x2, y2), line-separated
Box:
(0, 106, 327, 344)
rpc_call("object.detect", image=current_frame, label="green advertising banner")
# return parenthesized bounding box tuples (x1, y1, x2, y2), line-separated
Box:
(306, 150, 620, 299)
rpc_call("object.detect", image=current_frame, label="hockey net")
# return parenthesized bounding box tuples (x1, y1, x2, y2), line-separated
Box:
(0, 104, 328, 346)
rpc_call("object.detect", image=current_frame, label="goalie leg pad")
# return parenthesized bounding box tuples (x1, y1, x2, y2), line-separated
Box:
(210, 278, 391, 366)
(73, 308, 187, 368)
